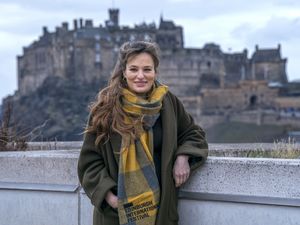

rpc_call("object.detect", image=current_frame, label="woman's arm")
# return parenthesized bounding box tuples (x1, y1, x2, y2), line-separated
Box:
(170, 93, 208, 186)
(173, 94, 208, 169)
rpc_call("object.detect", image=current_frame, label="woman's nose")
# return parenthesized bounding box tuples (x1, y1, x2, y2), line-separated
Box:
(136, 69, 144, 78)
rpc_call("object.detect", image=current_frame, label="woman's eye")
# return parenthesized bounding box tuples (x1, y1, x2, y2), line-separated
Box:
(129, 68, 137, 72)
(144, 68, 152, 72)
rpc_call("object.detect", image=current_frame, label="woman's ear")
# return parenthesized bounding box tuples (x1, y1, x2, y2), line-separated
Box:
(122, 75, 127, 81)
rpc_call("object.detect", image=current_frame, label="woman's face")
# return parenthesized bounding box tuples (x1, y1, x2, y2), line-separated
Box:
(124, 52, 157, 94)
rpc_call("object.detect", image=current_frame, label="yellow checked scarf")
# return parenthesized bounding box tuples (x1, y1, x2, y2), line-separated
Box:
(117, 82, 168, 225)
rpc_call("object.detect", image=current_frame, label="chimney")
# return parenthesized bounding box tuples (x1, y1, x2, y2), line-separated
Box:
(243, 48, 248, 58)
(255, 44, 259, 51)
(73, 19, 78, 30)
(85, 20, 93, 28)
(62, 22, 68, 31)
(42, 26, 48, 35)
(79, 18, 83, 28)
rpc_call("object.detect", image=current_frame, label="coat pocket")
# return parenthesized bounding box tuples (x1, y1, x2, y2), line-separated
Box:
(168, 184, 179, 221)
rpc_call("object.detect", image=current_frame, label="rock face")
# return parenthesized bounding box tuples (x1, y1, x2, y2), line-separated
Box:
(5, 76, 106, 141)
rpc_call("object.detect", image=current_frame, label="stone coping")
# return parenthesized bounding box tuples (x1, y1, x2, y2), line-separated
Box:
(2, 142, 299, 159)
(182, 156, 300, 201)
(1, 151, 299, 198)
(6, 142, 300, 151)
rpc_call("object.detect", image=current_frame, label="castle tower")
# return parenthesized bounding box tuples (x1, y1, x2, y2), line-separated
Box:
(108, 8, 119, 27)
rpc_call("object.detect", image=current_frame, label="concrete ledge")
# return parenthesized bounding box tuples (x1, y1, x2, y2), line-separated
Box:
(0, 182, 79, 192)
(178, 156, 300, 225)
(0, 150, 80, 185)
(0, 146, 299, 225)
(182, 157, 300, 199)
(26, 141, 83, 150)
(20, 142, 300, 158)
(179, 191, 300, 207)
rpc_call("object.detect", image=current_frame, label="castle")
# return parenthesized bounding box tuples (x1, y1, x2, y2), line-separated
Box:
(4, 8, 300, 141)
(17, 9, 288, 96)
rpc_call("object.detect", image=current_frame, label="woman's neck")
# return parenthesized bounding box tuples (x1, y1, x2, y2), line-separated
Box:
(135, 85, 155, 99)
(136, 92, 149, 99)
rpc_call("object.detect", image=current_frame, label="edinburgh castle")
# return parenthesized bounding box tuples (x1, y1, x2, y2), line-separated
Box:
(2, 8, 300, 142)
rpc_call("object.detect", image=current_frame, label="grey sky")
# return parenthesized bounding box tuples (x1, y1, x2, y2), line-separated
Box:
(1, 0, 300, 102)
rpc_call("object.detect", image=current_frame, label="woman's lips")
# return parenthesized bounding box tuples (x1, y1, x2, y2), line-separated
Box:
(134, 81, 147, 87)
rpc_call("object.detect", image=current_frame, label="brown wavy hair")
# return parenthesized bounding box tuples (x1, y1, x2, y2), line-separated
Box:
(85, 41, 161, 146)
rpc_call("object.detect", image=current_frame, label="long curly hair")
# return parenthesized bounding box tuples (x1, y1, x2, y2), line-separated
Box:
(85, 41, 161, 146)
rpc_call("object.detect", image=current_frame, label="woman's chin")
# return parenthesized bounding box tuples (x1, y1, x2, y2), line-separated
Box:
(132, 86, 151, 94)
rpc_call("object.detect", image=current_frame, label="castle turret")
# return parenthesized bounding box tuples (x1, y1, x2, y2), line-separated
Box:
(106, 8, 119, 27)
(42, 26, 48, 36)
(251, 44, 287, 84)
(73, 19, 78, 30)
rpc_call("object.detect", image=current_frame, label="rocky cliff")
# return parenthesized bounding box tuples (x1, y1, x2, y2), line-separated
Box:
(7, 76, 106, 141)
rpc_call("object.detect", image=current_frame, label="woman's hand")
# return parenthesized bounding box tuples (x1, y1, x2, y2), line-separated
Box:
(105, 190, 118, 209)
(173, 154, 190, 187)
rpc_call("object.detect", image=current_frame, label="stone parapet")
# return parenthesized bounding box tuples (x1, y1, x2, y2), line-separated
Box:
(179, 157, 300, 225)
(0, 144, 299, 225)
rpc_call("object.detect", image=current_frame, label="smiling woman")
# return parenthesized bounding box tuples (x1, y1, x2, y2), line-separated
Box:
(77, 41, 208, 225)
(124, 52, 157, 94)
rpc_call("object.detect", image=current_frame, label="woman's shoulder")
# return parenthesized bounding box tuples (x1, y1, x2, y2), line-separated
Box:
(164, 90, 183, 107)
(163, 90, 188, 118)
(165, 90, 178, 101)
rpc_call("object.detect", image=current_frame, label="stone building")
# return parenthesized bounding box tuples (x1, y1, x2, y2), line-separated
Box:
(17, 9, 184, 97)
(17, 8, 288, 98)
(200, 80, 279, 115)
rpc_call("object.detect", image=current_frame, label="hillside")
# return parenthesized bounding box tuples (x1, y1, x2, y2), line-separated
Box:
(8, 76, 106, 141)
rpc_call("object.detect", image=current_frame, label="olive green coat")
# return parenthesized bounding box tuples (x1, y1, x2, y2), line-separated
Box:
(77, 91, 208, 225)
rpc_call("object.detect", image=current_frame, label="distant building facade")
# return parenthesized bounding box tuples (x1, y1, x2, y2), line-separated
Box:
(13, 8, 300, 128)
(17, 9, 287, 96)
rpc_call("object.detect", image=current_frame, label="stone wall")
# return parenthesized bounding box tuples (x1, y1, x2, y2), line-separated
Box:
(0, 143, 299, 225)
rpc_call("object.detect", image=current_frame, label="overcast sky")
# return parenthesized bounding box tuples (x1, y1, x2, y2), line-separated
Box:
(1, 0, 300, 102)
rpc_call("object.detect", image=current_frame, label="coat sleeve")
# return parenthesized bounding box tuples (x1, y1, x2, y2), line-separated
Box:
(77, 116, 117, 213)
(170, 93, 209, 172)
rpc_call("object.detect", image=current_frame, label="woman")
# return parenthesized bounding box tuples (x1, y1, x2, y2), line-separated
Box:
(77, 41, 208, 225)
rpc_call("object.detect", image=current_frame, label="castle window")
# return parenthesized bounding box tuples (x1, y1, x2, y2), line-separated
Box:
(207, 61, 211, 68)
(114, 45, 119, 52)
(95, 43, 100, 51)
(144, 33, 151, 41)
(95, 53, 101, 63)
(250, 95, 257, 107)
(130, 34, 135, 41)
